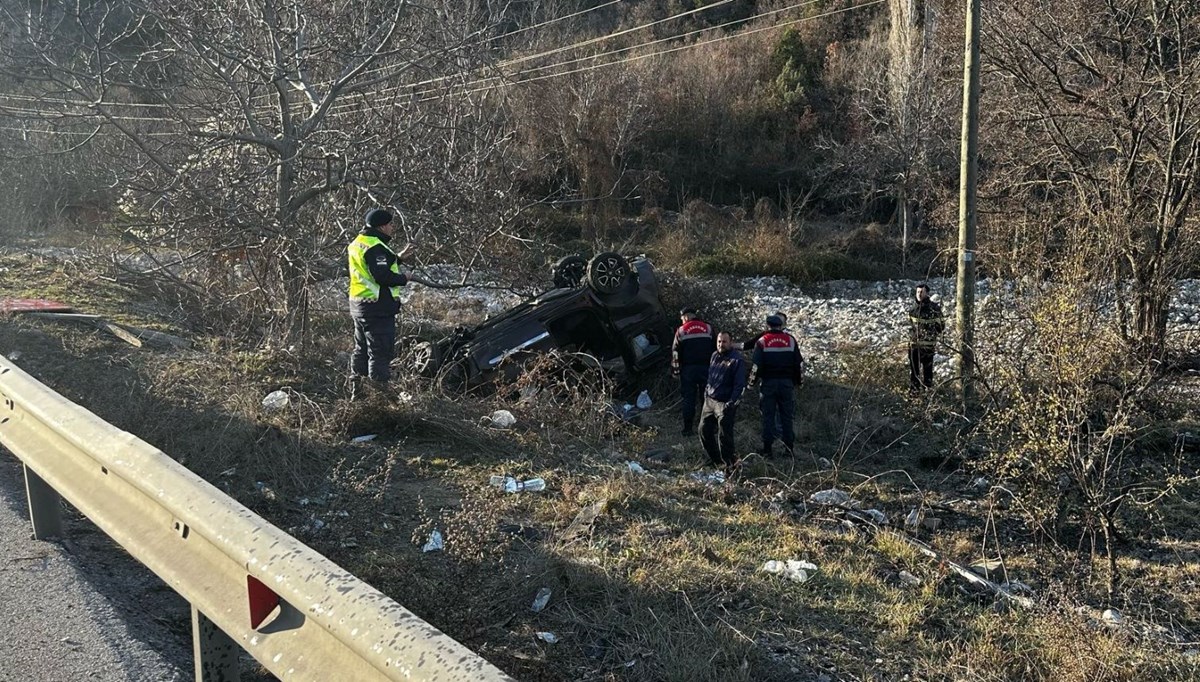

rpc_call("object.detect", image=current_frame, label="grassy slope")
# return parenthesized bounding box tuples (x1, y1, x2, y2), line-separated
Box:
(0, 252, 1196, 682)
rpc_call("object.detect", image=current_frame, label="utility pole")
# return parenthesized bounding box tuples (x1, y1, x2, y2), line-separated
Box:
(956, 0, 981, 413)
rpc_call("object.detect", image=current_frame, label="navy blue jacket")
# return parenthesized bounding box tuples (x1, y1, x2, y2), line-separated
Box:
(705, 349, 747, 404)
(751, 330, 805, 383)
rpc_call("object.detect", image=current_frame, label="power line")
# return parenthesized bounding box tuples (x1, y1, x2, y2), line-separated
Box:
(402, 0, 828, 104)
(248, 0, 629, 107)
(322, 0, 735, 116)
(416, 0, 887, 102)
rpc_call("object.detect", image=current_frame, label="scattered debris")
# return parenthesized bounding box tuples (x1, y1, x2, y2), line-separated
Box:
(6, 350, 20, 361)
(489, 476, 546, 493)
(904, 507, 923, 529)
(0, 298, 73, 313)
(1102, 608, 1124, 626)
(254, 481, 277, 501)
(564, 501, 607, 540)
(488, 409, 517, 428)
(219, 467, 237, 477)
(635, 390, 652, 409)
(625, 461, 647, 475)
(921, 517, 942, 532)
(643, 449, 670, 463)
(898, 570, 922, 588)
(817, 457, 833, 469)
(760, 559, 818, 584)
(862, 509, 887, 525)
(422, 530, 444, 553)
(689, 470, 726, 486)
(396, 391, 414, 404)
(497, 523, 543, 542)
(351, 434, 378, 443)
(971, 476, 991, 491)
(535, 632, 559, 644)
(969, 558, 1004, 577)
(531, 587, 552, 613)
(808, 488, 850, 506)
(261, 390, 290, 411)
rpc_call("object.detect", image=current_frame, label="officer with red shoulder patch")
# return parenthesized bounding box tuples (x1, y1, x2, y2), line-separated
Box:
(672, 307, 717, 435)
(750, 314, 805, 458)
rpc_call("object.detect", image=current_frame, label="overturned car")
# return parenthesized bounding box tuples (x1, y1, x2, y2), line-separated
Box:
(410, 252, 674, 389)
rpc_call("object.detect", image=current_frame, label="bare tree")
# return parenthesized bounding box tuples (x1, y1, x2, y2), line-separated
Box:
(820, 0, 956, 257)
(0, 0, 521, 340)
(984, 0, 1200, 357)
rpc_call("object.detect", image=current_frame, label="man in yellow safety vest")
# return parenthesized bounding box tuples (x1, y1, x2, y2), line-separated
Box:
(348, 208, 423, 398)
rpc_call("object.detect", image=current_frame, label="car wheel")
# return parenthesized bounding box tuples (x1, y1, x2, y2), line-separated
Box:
(552, 255, 587, 289)
(411, 341, 444, 378)
(586, 252, 631, 295)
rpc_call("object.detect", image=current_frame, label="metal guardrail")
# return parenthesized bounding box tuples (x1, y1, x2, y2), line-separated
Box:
(0, 356, 516, 682)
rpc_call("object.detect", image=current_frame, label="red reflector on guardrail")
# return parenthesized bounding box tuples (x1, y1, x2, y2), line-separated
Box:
(248, 575, 280, 629)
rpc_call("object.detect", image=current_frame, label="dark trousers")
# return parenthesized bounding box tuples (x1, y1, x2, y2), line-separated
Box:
(351, 315, 396, 383)
(699, 396, 738, 468)
(759, 378, 795, 453)
(678, 365, 708, 431)
(908, 344, 935, 389)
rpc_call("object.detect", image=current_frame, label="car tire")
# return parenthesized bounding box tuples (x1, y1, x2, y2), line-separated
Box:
(586, 252, 633, 296)
(411, 341, 444, 378)
(552, 255, 587, 289)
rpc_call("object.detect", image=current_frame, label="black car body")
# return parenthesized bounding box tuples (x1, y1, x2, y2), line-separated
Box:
(413, 254, 673, 388)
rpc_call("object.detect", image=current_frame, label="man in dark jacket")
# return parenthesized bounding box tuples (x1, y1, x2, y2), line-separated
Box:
(907, 283, 945, 390)
(672, 307, 717, 435)
(348, 208, 422, 396)
(751, 315, 805, 458)
(699, 332, 748, 477)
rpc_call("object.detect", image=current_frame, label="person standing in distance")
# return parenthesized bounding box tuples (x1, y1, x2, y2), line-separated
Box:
(699, 332, 748, 478)
(907, 283, 945, 390)
(347, 208, 424, 398)
(751, 315, 804, 458)
(672, 307, 717, 436)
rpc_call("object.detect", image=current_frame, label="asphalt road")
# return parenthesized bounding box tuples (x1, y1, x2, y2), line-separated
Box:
(0, 454, 188, 682)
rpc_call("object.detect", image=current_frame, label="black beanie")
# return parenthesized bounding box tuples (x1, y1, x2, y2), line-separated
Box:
(365, 208, 393, 229)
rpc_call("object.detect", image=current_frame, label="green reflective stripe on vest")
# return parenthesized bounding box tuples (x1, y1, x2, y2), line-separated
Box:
(348, 234, 400, 302)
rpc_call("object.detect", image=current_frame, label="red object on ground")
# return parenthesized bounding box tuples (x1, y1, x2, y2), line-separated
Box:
(0, 298, 74, 313)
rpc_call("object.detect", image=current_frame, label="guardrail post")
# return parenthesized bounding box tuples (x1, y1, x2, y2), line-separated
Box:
(23, 463, 62, 539)
(193, 606, 240, 682)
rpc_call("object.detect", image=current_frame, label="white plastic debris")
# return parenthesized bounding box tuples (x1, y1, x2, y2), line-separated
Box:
(1102, 608, 1124, 625)
(535, 632, 559, 644)
(396, 391, 414, 404)
(688, 471, 726, 486)
(760, 559, 819, 584)
(863, 509, 887, 525)
(261, 390, 289, 411)
(351, 434, 377, 443)
(898, 570, 922, 587)
(808, 489, 850, 506)
(219, 467, 237, 477)
(626, 461, 647, 475)
(636, 390, 652, 409)
(491, 475, 546, 493)
(531, 587, 552, 613)
(489, 409, 517, 428)
(422, 530, 444, 553)
(904, 507, 922, 529)
(7, 350, 21, 361)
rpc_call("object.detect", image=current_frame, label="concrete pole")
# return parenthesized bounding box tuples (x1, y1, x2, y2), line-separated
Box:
(956, 0, 981, 412)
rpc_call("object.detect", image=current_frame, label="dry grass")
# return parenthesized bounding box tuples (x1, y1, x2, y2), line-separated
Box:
(1, 252, 1197, 681)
